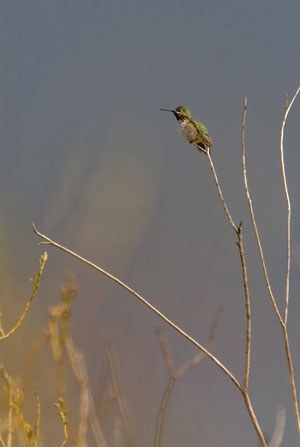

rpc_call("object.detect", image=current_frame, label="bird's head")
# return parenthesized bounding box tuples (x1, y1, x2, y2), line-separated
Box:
(174, 105, 191, 118)
(160, 105, 191, 120)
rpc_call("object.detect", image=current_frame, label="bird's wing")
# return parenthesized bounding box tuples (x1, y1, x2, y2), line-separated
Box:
(197, 122, 213, 148)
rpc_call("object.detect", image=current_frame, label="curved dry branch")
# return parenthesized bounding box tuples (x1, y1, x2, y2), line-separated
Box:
(280, 85, 300, 324)
(241, 92, 300, 433)
(32, 224, 240, 391)
(0, 252, 48, 341)
(241, 98, 283, 325)
(32, 223, 268, 445)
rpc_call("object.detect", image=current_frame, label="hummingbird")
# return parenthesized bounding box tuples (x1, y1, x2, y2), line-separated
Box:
(160, 105, 212, 154)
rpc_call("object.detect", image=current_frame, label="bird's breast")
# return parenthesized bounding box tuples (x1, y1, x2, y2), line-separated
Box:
(178, 120, 198, 143)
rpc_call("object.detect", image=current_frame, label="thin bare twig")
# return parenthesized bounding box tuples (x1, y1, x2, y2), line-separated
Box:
(207, 140, 252, 388)
(282, 326, 300, 431)
(242, 94, 300, 433)
(154, 377, 176, 447)
(155, 328, 175, 376)
(103, 337, 135, 447)
(0, 252, 48, 341)
(236, 223, 251, 390)
(32, 225, 268, 445)
(173, 343, 205, 379)
(32, 223, 241, 392)
(243, 391, 267, 446)
(155, 306, 222, 447)
(206, 151, 253, 388)
(66, 336, 109, 447)
(154, 330, 177, 447)
(241, 98, 283, 325)
(206, 150, 266, 443)
(280, 85, 300, 324)
(280, 86, 300, 431)
(207, 150, 238, 233)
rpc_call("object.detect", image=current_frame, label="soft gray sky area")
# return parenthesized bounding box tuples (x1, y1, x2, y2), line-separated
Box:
(1, 1, 300, 446)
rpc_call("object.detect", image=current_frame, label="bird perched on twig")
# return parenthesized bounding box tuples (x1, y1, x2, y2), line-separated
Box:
(160, 105, 212, 154)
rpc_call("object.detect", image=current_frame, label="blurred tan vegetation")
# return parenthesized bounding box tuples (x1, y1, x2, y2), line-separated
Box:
(0, 266, 135, 447)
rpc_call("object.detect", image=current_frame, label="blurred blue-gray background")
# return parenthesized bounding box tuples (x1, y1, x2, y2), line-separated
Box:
(1, 1, 300, 445)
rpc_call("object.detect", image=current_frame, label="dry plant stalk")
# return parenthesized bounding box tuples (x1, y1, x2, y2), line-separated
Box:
(32, 224, 266, 445)
(54, 397, 68, 447)
(0, 252, 48, 341)
(207, 150, 252, 392)
(34, 392, 41, 446)
(22, 278, 109, 447)
(32, 223, 241, 385)
(66, 336, 109, 447)
(242, 85, 300, 433)
(32, 225, 240, 388)
(154, 306, 222, 447)
(205, 150, 265, 444)
(32, 87, 300, 446)
(0, 366, 41, 446)
(102, 336, 135, 447)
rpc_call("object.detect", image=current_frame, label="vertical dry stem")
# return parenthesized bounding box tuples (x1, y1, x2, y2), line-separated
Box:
(236, 223, 251, 390)
(241, 98, 283, 324)
(243, 391, 267, 446)
(205, 152, 266, 444)
(103, 337, 135, 447)
(155, 308, 222, 447)
(282, 326, 300, 431)
(154, 376, 176, 447)
(241, 90, 300, 433)
(207, 151, 238, 233)
(280, 85, 300, 324)
(206, 153, 252, 388)
(66, 336, 109, 447)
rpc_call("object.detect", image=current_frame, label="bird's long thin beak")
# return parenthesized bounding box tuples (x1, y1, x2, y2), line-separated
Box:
(160, 108, 174, 113)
